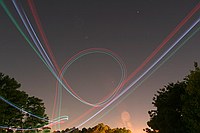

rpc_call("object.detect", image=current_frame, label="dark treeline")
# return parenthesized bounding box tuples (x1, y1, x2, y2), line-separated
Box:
(54, 123, 131, 133)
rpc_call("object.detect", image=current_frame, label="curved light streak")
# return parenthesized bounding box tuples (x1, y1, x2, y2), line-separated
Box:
(8, 0, 200, 107)
(12, 0, 58, 76)
(10, 0, 128, 108)
(27, 0, 60, 72)
(76, 17, 200, 128)
(0, 0, 199, 131)
(58, 48, 127, 106)
(0, 96, 68, 122)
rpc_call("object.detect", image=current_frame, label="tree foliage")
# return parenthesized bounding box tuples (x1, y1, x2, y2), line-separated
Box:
(0, 72, 48, 131)
(61, 123, 131, 133)
(182, 64, 200, 132)
(145, 63, 200, 133)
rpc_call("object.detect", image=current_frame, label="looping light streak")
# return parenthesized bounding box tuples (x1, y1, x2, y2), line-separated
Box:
(55, 48, 127, 130)
(11, 0, 127, 108)
(1, 0, 128, 129)
(65, 2, 200, 128)
(58, 48, 127, 107)
(0, 0, 199, 131)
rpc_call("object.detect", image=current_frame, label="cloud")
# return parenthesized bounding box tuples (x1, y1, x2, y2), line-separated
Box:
(121, 111, 134, 131)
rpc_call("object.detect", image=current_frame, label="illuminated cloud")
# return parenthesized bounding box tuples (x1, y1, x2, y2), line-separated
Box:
(121, 111, 134, 131)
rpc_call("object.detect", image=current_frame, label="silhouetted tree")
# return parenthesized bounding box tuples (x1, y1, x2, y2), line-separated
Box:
(0, 72, 48, 131)
(81, 127, 87, 133)
(145, 63, 200, 133)
(181, 62, 200, 133)
(23, 96, 48, 129)
(0, 73, 28, 131)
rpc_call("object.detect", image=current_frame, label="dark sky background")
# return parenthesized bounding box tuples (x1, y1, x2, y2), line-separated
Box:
(0, 0, 200, 132)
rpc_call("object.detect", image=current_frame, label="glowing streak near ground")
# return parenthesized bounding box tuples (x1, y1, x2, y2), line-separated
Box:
(0, 96, 68, 124)
(0, 125, 37, 131)
(0, 96, 48, 121)
(76, 17, 200, 128)
(47, 120, 65, 128)
(0, 0, 199, 130)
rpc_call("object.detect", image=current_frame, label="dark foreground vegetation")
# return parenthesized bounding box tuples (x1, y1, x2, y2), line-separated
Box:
(144, 62, 200, 133)
(56, 123, 131, 133)
(0, 72, 48, 133)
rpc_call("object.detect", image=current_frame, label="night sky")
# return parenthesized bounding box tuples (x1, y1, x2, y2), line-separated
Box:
(0, 0, 200, 132)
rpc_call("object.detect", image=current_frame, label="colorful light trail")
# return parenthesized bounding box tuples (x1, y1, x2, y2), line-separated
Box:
(0, 0, 199, 131)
